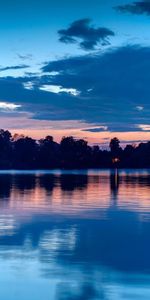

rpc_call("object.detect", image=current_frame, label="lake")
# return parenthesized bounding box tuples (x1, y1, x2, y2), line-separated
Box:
(0, 169, 150, 299)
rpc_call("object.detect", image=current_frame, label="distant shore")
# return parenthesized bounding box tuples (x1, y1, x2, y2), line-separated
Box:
(0, 129, 149, 169)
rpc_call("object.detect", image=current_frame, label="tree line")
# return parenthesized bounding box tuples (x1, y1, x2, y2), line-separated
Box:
(0, 129, 149, 169)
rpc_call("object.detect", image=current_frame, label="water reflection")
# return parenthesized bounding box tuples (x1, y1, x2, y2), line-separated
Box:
(0, 175, 12, 199)
(0, 170, 150, 299)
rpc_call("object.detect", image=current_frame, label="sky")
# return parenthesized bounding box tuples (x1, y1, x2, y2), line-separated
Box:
(0, 0, 150, 145)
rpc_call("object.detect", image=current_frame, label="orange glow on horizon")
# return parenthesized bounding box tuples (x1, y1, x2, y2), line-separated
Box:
(9, 128, 150, 145)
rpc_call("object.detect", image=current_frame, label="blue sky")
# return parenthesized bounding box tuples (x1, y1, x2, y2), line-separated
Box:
(1, 0, 150, 65)
(0, 0, 150, 144)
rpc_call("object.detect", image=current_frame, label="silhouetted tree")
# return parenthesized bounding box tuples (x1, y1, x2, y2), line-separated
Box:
(122, 144, 135, 167)
(60, 136, 91, 168)
(0, 129, 12, 168)
(109, 137, 120, 157)
(109, 137, 122, 167)
(13, 137, 37, 169)
(38, 135, 60, 168)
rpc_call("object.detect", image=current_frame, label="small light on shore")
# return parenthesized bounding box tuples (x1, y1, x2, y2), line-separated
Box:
(112, 158, 120, 164)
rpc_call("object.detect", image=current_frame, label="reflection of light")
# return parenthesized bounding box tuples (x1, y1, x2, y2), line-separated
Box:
(40, 228, 77, 252)
(0, 215, 16, 236)
(115, 170, 118, 188)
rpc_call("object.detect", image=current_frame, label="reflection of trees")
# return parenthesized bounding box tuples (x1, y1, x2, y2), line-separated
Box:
(13, 175, 36, 191)
(0, 173, 89, 201)
(60, 174, 88, 191)
(123, 174, 150, 187)
(39, 174, 55, 194)
(0, 175, 12, 199)
(1, 172, 149, 203)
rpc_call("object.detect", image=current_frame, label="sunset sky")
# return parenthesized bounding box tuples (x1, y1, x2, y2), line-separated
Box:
(0, 0, 150, 145)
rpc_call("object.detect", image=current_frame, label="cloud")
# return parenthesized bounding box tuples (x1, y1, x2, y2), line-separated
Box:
(23, 82, 34, 90)
(116, 1, 150, 15)
(58, 18, 115, 50)
(0, 65, 29, 72)
(36, 45, 150, 130)
(17, 54, 33, 61)
(136, 105, 144, 111)
(0, 102, 21, 111)
(39, 85, 80, 96)
(0, 45, 150, 134)
(138, 124, 150, 131)
(82, 126, 108, 132)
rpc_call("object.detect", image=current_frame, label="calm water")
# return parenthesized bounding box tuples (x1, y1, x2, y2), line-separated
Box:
(0, 169, 150, 299)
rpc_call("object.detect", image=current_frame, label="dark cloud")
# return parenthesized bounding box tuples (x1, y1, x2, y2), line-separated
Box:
(82, 127, 107, 133)
(0, 45, 150, 133)
(58, 18, 115, 51)
(82, 125, 143, 133)
(0, 65, 29, 72)
(42, 45, 150, 113)
(17, 53, 33, 60)
(116, 1, 150, 15)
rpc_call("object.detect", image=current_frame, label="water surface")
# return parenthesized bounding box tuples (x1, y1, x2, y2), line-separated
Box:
(0, 169, 150, 299)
